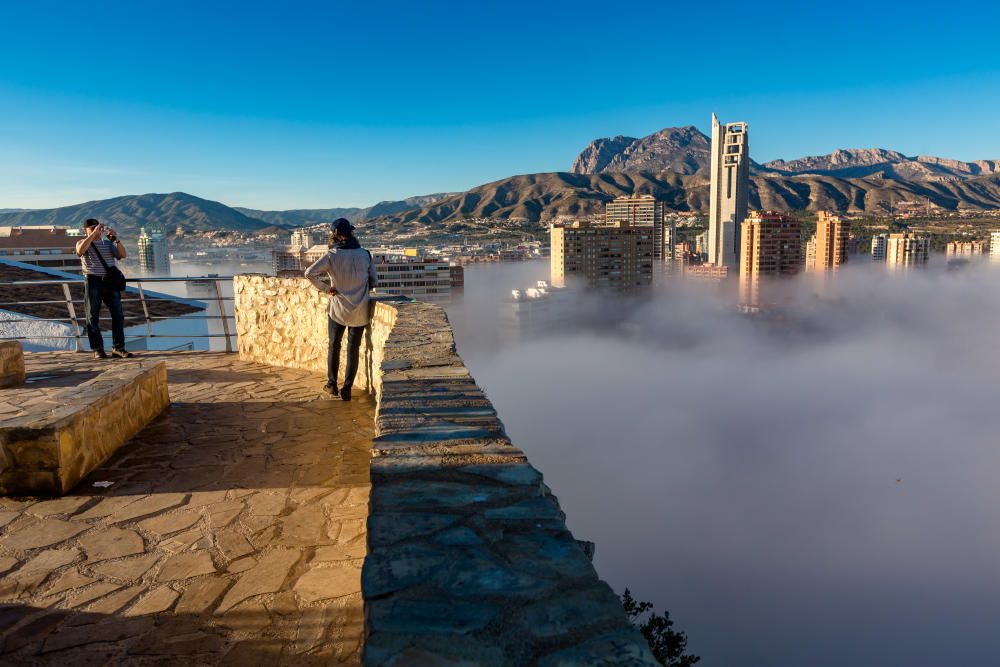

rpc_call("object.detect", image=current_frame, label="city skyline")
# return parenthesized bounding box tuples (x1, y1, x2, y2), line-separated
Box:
(2, 1, 1000, 210)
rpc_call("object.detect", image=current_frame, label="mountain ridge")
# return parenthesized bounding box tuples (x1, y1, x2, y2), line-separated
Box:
(371, 170, 1000, 225)
(572, 126, 1000, 182)
(0, 192, 272, 236)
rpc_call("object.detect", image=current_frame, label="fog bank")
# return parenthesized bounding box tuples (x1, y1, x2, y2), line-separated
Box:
(446, 259, 1000, 666)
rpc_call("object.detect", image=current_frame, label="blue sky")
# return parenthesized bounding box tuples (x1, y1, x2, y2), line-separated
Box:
(1, 0, 998, 210)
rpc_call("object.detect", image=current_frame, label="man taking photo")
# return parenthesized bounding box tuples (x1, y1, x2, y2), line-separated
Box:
(75, 218, 132, 359)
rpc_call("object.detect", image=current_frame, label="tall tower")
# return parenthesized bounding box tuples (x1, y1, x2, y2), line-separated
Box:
(708, 113, 750, 270)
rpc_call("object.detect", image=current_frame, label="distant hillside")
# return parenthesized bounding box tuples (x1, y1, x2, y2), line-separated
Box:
(571, 126, 712, 175)
(235, 192, 456, 228)
(763, 149, 1000, 181)
(0, 192, 272, 236)
(372, 171, 1000, 225)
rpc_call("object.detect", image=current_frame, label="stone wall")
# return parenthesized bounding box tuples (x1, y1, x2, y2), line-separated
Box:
(233, 276, 658, 666)
(0, 341, 25, 389)
(0, 361, 170, 495)
(234, 274, 395, 393)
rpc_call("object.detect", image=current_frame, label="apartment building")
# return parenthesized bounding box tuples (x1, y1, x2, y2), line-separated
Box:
(605, 195, 676, 270)
(550, 221, 654, 290)
(813, 211, 849, 271)
(137, 228, 170, 275)
(371, 251, 452, 302)
(885, 233, 930, 269)
(739, 211, 802, 311)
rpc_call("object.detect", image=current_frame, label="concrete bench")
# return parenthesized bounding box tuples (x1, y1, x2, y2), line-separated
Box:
(0, 341, 25, 389)
(0, 361, 169, 495)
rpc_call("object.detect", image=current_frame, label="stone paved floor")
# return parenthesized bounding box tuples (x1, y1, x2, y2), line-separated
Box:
(0, 351, 374, 665)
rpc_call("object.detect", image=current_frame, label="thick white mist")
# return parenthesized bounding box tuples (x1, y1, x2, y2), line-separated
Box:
(447, 258, 1000, 667)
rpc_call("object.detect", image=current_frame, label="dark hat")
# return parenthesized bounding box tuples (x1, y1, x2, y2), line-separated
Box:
(332, 218, 355, 235)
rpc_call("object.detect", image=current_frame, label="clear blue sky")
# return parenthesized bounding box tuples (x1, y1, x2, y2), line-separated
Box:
(1, 0, 998, 210)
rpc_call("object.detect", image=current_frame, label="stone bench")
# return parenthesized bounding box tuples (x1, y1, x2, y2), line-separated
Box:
(0, 361, 170, 495)
(0, 341, 25, 389)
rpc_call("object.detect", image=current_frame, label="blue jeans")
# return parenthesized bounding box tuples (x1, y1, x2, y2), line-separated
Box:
(328, 319, 365, 389)
(84, 274, 126, 352)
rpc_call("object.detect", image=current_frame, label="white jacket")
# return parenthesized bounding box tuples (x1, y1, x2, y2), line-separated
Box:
(304, 247, 378, 327)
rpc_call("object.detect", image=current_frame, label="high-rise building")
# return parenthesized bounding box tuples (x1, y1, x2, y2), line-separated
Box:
(605, 195, 675, 271)
(695, 230, 709, 258)
(708, 113, 750, 270)
(885, 233, 930, 269)
(0, 226, 81, 274)
(550, 221, 654, 290)
(812, 211, 849, 272)
(871, 234, 889, 261)
(137, 228, 170, 275)
(290, 229, 317, 248)
(945, 240, 987, 257)
(991, 231, 1000, 264)
(739, 211, 802, 311)
(804, 235, 817, 272)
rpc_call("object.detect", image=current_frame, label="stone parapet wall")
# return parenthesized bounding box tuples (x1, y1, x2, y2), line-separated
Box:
(233, 275, 658, 665)
(0, 341, 25, 389)
(0, 361, 170, 495)
(234, 274, 393, 392)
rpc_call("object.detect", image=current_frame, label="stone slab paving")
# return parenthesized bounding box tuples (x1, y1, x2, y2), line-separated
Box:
(0, 351, 373, 665)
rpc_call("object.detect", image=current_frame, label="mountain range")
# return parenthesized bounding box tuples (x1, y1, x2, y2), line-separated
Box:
(371, 126, 1000, 224)
(0, 192, 456, 237)
(3, 125, 999, 235)
(0, 192, 271, 236)
(570, 126, 1000, 181)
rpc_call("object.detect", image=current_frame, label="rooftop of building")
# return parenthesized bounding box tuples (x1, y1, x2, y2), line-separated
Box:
(0, 227, 75, 248)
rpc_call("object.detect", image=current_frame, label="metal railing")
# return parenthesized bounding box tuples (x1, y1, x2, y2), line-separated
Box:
(0, 276, 235, 353)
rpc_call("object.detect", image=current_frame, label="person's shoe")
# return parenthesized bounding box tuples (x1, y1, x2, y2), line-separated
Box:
(93, 350, 108, 360)
(340, 386, 352, 402)
(323, 383, 340, 397)
(111, 348, 133, 359)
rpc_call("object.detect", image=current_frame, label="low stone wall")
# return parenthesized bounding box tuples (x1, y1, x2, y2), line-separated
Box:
(0, 361, 170, 495)
(233, 276, 658, 666)
(234, 274, 393, 392)
(0, 341, 25, 389)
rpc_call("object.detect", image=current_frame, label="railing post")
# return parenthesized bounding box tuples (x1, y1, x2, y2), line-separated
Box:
(136, 282, 154, 341)
(62, 282, 83, 352)
(213, 278, 233, 353)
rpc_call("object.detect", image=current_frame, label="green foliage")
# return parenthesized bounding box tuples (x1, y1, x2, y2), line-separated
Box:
(621, 588, 700, 667)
